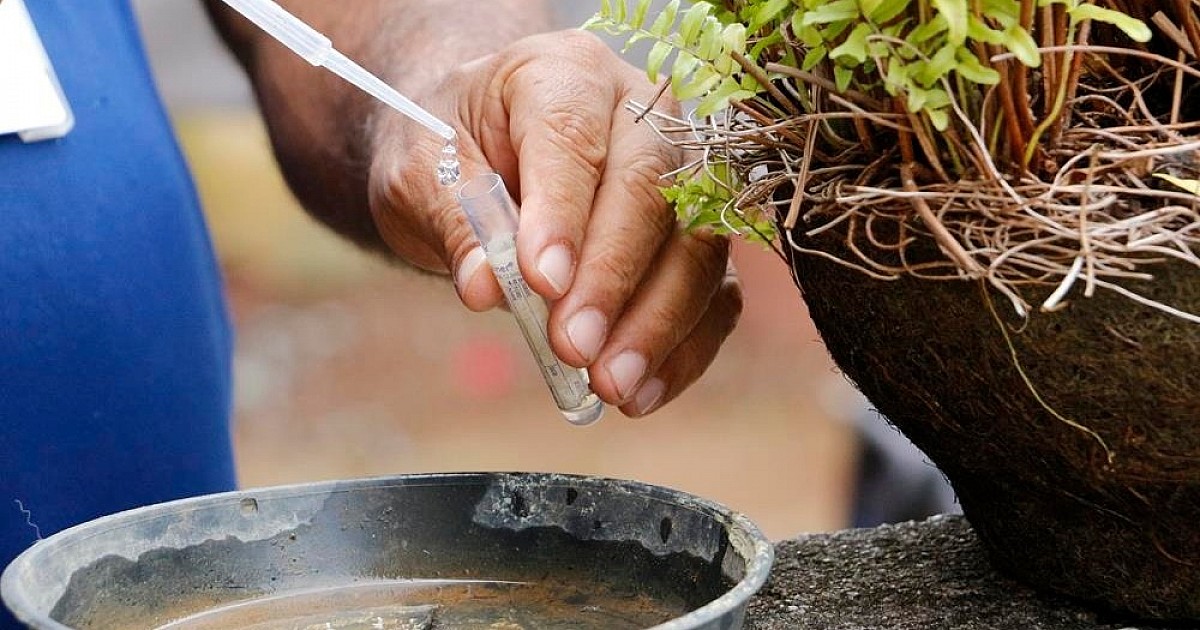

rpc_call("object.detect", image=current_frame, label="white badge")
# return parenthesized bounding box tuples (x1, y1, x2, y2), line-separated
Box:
(0, 0, 74, 142)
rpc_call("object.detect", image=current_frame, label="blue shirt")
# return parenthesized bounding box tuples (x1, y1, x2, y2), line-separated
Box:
(0, 2, 237, 623)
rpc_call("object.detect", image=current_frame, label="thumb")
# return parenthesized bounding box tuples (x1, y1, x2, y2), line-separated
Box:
(369, 143, 504, 312)
(454, 242, 503, 312)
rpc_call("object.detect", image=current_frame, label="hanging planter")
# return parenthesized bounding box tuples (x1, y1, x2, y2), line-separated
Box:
(590, 0, 1200, 621)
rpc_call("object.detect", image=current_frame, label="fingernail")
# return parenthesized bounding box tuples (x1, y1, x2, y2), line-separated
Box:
(607, 351, 647, 401)
(537, 244, 574, 297)
(631, 378, 666, 417)
(456, 247, 487, 293)
(566, 308, 607, 363)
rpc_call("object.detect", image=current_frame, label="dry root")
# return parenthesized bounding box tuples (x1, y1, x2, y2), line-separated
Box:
(636, 39, 1200, 323)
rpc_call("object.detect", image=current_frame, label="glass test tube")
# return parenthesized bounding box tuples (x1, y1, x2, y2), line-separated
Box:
(456, 173, 605, 426)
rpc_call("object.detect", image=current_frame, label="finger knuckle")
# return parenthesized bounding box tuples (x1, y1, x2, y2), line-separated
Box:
(613, 149, 679, 225)
(585, 246, 644, 298)
(369, 157, 414, 214)
(542, 109, 608, 168)
(433, 201, 473, 247)
(554, 29, 613, 59)
(680, 231, 732, 280)
(646, 303, 692, 348)
(368, 170, 417, 240)
(367, 165, 463, 271)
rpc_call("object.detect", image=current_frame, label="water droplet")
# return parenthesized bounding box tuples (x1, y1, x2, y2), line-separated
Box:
(437, 142, 460, 186)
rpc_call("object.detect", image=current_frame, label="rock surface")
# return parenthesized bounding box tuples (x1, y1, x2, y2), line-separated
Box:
(746, 515, 1187, 630)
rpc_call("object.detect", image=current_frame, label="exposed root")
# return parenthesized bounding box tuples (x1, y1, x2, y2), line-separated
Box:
(631, 35, 1200, 323)
(982, 283, 1115, 464)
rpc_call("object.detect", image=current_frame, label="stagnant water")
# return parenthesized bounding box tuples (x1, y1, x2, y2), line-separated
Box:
(152, 578, 684, 629)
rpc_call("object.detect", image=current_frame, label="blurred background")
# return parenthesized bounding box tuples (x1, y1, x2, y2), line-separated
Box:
(128, 0, 869, 541)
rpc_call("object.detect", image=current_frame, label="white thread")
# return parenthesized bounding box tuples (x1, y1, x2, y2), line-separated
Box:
(13, 499, 43, 541)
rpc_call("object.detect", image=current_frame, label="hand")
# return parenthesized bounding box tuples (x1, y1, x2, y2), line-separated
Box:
(368, 30, 742, 417)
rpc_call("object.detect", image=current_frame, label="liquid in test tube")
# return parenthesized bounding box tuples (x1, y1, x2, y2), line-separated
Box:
(456, 173, 605, 426)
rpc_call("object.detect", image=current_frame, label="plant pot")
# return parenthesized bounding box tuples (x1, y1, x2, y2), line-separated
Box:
(783, 217, 1200, 621)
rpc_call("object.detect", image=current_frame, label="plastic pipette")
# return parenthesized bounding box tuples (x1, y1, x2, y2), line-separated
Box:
(219, 0, 456, 141)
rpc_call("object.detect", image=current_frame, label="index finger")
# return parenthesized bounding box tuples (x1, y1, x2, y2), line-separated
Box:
(503, 32, 621, 300)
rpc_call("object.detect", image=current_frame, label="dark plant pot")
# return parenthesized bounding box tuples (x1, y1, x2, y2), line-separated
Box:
(783, 218, 1200, 621)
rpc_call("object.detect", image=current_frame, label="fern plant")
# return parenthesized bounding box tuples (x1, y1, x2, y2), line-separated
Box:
(587, 0, 1156, 253)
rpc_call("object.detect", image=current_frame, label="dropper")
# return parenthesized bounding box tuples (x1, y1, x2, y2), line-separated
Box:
(219, 0, 456, 142)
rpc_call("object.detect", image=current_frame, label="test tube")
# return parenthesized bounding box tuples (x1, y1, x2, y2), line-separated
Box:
(456, 173, 605, 426)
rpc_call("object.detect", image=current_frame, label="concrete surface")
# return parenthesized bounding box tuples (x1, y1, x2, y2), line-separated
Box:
(746, 516, 1180, 630)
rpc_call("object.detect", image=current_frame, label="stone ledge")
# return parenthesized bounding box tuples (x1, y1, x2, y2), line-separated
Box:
(745, 515, 1183, 630)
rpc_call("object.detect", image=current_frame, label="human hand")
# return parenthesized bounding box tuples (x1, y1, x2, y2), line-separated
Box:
(368, 30, 742, 418)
